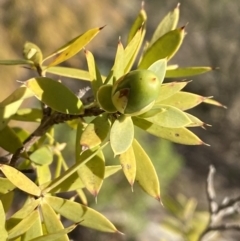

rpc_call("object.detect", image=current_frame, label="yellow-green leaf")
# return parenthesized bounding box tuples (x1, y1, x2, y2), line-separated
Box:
(46, 26, 104, 67)
(23, 42, 43, 65)
(45, 196, 120, 233)
(25, 77, 83, 115)
(8, 198, 40, 221)
(0, 86, 34, 130)
(37, 164, 52, 186)
(158, 91, 208, 110)
(124, 26, 145, 73)
(40, 200, 69, 241)
(149, 3, 180, 47)
(0, 164, 41, 197)
(42, 143, 108, 194)
(8, 210, 39, 240)
(119, 145, 136, 187)
(132, 139, 160, 200)
(80, 114, 111, 151)
(127, 6, 147, 43)
(77, 150, 105, 197)
(97, 85, 117, 113)
(144, 104, 192, 128)
(185, 113, 207, 128)
(110, 115, 134, 156)
(30, 146, 53, 165)
(0, 177, 15, 194)
(45, 66, 91, 80)
(112, 40, 125, 84)
(49, 165, 121, 194)
(1, 191, 14, 213)
(85, 49, 103, 97)
(29, 223, 77, 241)
(0, 200, 8, 240)
(138, 27, 185, 69)
(156, 81, 190, 103)
(133, 117, 205, 145)
(0, 59, 33, 66)
(166, 66, 213, 78)
(76, 189, 88, 206)
(203, 98, 227, 108)
(21, 212, 42, 241)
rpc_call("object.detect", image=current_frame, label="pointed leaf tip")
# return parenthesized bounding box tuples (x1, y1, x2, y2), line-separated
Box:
(176, 3, 181, 8)
(99, 25, 106, 30)
(202, 142, 210, 147)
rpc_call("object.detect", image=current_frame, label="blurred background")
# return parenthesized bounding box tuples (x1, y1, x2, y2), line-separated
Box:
(0, 0, 240, 240)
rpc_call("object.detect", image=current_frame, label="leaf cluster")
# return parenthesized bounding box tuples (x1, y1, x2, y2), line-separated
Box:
(0, 3, 224, 240)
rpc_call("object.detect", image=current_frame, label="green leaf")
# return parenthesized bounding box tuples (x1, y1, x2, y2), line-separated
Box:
(0, 200, 8, 240)
(97, 85, 117, 113)
(8, 210, 39, 240)
(40, 201, 69, 241)
(0, 85, 34, 130)
(110, 115, 134, 156)
(30, 146, 53, 165)
(78, 150, 105, 197)
(158, 91, 208, 110)
(132, 139, 160, 200)
(80, 114, 111, 151)
(0, 177, 16, 194)
(29, 223, 77, 241)
(147, 59, 167, 85)
(85, 49, 103, 97)
(21, 214, 42, 241)
(42, 142, 108, 194)
(0, 126, 23, 153)
(149, 3, 180, 47)
(119, 145, 136, 187)
(45, 196, 121, 233)
(127, 6, 147, 43)
(0, 164, 41, 197)
(165, 66, 213, 78)
(0, 59, 33, 66)
(24, 77, 83, 114)
(11, 108, 42, 122)
(46, 26, 104, 67)
(143, 104, 192, 128)
(138, 27, 185, 69)
(45, 66, 91, 80)
(156, 81, 190, 103)
(133, 117, 205, 145)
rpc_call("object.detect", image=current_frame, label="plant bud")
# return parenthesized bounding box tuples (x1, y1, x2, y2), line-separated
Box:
(23, 42, 43, 65)
(111, 70, 161, 116)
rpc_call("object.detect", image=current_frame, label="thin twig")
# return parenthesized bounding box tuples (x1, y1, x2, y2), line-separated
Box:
(9, 107, 105, 167)
(198, 166, 240, 241)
